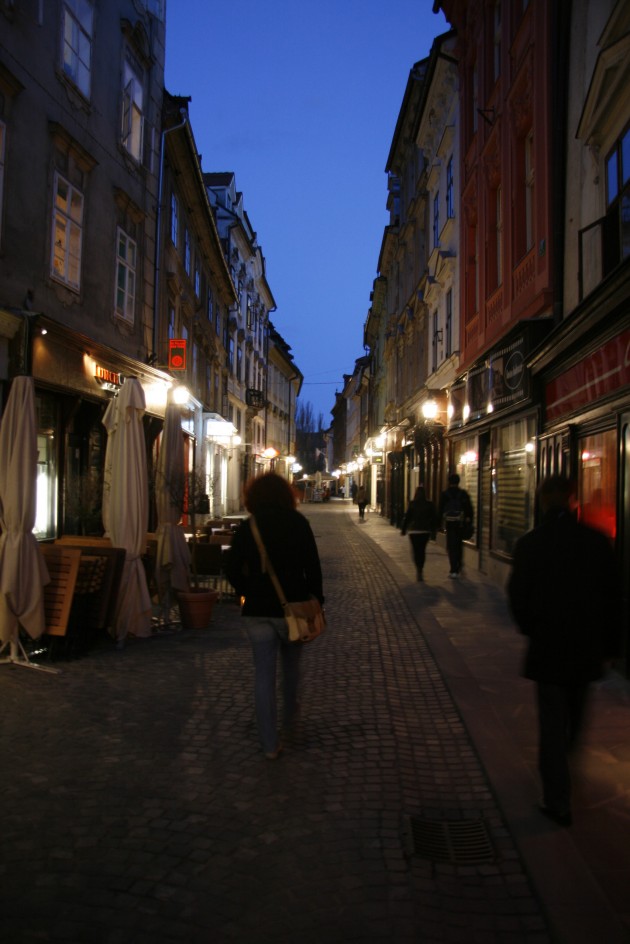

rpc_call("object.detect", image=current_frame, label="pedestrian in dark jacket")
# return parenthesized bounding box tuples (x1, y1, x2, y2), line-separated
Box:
(438, 473, 474, 577)
(225, 473, 324, 761)
(507, 475, 622, 826)
(356, 485, 368, 520)
(401, 486, 437, 581)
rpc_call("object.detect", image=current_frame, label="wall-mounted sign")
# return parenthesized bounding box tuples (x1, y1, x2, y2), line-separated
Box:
(545, 326, 630, 422)
(94, 364, 121, 387)
(169, 339, 187, 371)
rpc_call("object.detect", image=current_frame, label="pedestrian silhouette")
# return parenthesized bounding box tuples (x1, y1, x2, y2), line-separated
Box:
(401, 486, 437, 581)
(224, 473, 324, 760)
(438, 473, 473, 577)
(356, 485, 368, 520)
(507, 475, 622, 826)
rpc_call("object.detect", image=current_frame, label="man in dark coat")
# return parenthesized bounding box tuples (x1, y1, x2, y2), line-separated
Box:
(438, 472, 474, 577)
(507, 475, 622, 826)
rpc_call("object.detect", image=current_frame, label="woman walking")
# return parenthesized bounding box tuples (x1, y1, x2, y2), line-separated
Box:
(224, 473, 324, 760)
(401, 486, 437, 581)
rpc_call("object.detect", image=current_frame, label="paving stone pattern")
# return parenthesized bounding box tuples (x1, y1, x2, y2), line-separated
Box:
(0, 505, 551, 944)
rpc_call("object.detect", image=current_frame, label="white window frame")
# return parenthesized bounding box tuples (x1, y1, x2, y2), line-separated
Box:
(62, 0, 94, 99)
(121, 60, 145, 162)
(51, 171, 84, 290)
(115, 227, 137, 324)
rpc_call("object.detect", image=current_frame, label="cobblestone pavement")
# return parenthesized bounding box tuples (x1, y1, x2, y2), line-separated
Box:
(0, 501, 627, 943)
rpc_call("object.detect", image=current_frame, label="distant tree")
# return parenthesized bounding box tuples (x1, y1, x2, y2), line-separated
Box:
(295, 400, 326, 473)
(296, 401, 324, 434)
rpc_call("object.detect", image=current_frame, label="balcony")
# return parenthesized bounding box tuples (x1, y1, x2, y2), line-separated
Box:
(578, 205, 629, 301)
(246, 388, 266, 410)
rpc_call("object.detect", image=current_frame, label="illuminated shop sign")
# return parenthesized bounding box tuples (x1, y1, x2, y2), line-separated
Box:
(94, 364, 121, 388)
(169, 339, 187, 371)
(545, 326, 630, 422)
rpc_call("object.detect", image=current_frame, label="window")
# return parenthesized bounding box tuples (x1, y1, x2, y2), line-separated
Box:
(471, 63, 478, 137)
(446, 157, 454, 219)
(491, 417, 537, 555)
(170, 193, 179, 247)
(33, 426, 57, 541)
(117, 243, 137, 318)
(192, 342, 198, 385)
(493, 1, 501, 82)
(496, 185, 503, 285)
(168, 304, 176, 339)
(62, 0, 94, 98)
(207, 287, 214, 322)
(215, 303, 221, 338)
(465, 220, 478, 316)
(236, 345, 243, 382)
(114, 228, 136, 324)
(194, 258, 200, 298)
(432, 191, 440, 248)
(525, 131, 534, 252)
(445, 288, 452, 358)
(605, 125, 630, 262)
(184, 228, 191, 275)
(431, 309, 439, 372)
(0, 120, 5, 248)
(228, 337, 234, 373)
(578, 430, 617, 541)
(489, 184, 503, 292)
(121, 59, 144, 162)
(51, 171, 84, 289)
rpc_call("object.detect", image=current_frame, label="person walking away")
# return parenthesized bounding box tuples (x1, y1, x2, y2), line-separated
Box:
(507, 475, 622, 826)
(438, 473, 473, 577)
(356, 485, 368, 520)
(224, 472, 324, 760)
(401, 486, 437, 581)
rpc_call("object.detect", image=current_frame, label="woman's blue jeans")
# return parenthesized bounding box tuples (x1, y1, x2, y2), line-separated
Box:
(244, 617, 302, 753)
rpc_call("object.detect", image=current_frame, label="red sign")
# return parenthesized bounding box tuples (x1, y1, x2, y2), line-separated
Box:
(545, 327, 630, 421)
(168, 339, 187, 371)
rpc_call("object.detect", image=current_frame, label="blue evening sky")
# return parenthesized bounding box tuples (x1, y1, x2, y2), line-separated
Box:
(165, 1, 448, 425)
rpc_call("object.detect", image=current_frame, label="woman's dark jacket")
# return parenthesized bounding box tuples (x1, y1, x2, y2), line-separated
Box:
(401, 498, 437, 536)
(507, 508, 622, 684)
(224, 507, 324, 618)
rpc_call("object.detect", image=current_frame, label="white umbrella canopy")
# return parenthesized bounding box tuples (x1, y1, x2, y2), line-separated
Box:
(102, 378, 152, 643)
(0, 376, 50, 660)
(155, 402, 190, 603)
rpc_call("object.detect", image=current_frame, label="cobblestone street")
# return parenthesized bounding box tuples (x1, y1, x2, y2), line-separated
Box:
(1, 502, 628, 943)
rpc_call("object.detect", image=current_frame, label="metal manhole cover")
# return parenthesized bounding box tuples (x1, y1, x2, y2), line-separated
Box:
(403, 813, 495, 864)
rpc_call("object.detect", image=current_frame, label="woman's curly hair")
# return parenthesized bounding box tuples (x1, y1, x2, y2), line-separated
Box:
(243, 472, 297, 513)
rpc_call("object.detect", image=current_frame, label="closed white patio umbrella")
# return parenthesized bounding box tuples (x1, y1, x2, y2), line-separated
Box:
(155, 401, 190, 620)
(102, 377, 152, 644)
(0, 375, 53, 672)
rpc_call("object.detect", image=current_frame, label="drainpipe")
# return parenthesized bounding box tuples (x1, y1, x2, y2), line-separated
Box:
(152, 108, 188, 361)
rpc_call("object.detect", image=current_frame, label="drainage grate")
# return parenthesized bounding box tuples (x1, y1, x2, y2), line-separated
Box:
(403, 813, 495, 864)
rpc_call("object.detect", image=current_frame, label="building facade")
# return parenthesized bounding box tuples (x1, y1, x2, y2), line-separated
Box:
(436, 0, 556, 584)
(0, 0, 172, 538)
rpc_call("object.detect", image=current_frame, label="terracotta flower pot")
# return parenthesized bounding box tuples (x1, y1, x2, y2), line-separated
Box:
(177, 588, 219, 629)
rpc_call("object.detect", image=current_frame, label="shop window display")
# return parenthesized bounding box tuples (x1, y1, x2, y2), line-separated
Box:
(491, 417, 536, 556)
(579, 430, 616, 541)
